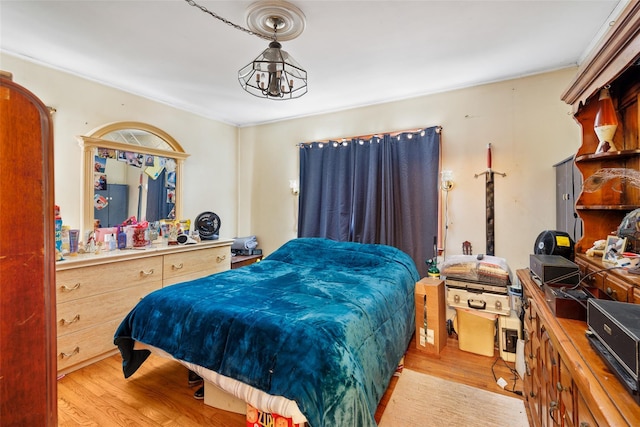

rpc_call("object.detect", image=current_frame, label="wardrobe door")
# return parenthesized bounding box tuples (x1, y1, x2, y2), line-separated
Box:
(0, 72, 57, 425)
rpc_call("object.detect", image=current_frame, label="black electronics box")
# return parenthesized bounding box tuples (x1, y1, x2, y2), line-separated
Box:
(529, 254, 580, 286)
(588, 299, 640, 403)
(588, 299, 640, 379)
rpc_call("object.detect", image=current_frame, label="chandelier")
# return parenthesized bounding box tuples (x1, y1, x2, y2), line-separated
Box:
(185, 0, 308, 100)
(238, 17, 307, 99)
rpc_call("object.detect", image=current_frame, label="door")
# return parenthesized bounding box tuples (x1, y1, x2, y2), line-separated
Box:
(554, 156, 583, 243)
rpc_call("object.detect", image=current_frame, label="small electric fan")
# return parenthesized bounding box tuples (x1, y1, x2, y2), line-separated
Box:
(195, 211, 221, 240)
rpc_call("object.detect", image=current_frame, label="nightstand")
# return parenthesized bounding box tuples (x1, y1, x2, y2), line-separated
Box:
(231, 254, 263, 269)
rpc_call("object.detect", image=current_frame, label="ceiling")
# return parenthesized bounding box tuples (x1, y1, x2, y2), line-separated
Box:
(0, 0, 625, 127)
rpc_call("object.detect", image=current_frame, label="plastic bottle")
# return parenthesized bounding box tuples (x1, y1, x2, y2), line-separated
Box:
(61, 225, 71, 255)
(117, 226, 127, 249)
(54, 205, 63, 253)
(104, 233, 112, 251)
(425, 258, 440, 278)
(109, 233, 117, 251)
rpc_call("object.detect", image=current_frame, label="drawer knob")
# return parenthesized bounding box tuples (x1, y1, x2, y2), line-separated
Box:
(59, 314, 81, 326)
(171, 263, 184, 270)
(61, 283, 81, 292)
(140, 269, 155, 276)
(557, 381, 568, 392)
(59, 347, 80, 359)
(216, 255, 226, 263)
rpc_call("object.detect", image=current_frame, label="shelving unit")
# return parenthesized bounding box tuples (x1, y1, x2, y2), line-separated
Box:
(561, 3, 640, 254)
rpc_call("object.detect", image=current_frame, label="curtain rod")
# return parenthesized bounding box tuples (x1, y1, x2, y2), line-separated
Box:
(297, 126, 442, 147)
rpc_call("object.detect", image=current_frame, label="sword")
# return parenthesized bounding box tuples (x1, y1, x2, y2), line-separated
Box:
(474, 143, 506, 256)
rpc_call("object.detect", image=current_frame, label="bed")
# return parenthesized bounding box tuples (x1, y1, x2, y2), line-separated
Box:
(114, 237, 419, 427)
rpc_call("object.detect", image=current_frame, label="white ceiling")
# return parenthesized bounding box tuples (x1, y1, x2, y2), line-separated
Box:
(0, 0, 625, 127)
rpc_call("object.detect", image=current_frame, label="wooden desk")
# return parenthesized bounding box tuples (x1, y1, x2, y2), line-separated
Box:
(231, 254, 263, 269)
(518, 268, 640, 427)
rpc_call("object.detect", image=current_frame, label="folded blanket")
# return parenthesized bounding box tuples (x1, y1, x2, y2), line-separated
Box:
(232, 235, 258, 250)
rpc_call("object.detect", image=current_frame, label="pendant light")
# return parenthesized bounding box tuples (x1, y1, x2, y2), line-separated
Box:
(594, 86, 619, 154)
(238, 17, 307, 100)
(184, 0, 307, 100)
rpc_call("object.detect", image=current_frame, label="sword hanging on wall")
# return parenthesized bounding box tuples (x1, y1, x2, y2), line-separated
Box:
(474, 143, 506, 256)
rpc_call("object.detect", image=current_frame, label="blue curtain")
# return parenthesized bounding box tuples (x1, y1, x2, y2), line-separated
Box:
(146, 169, 174, 221)
(298, 126, 441, 277)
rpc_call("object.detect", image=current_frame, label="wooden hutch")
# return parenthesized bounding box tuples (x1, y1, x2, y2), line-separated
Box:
(519, 2, 640, 426)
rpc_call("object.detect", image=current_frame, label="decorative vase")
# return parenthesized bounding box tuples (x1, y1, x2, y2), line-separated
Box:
(594, 87, 619, 154)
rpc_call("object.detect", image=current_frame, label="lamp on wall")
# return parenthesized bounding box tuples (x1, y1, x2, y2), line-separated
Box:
(289, 179, 299, 195)
(441, 170, 454, 192)
(594, 86, 619, 154)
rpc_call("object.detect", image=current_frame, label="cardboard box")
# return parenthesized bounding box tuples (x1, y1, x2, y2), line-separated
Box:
(246, 405, 306, 427)
(204, 381, 246, 414)
(414, 278, 447, 354)
(454, 307, 497, 357)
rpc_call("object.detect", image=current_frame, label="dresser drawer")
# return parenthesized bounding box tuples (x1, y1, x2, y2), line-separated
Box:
(57, 318, 123, 372)
(57, 256, 163, 303)
(57, 280, 161, 336)
(163, 246, 230, 286)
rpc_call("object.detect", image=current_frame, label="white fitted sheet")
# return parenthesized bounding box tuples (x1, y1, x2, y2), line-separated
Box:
(144, 344, 308, 424)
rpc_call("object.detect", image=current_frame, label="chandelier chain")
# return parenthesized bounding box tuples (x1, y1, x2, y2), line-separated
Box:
(184, 0, 273, 41)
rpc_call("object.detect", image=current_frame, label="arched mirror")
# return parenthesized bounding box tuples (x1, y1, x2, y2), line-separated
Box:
(77, 122, 189, 238)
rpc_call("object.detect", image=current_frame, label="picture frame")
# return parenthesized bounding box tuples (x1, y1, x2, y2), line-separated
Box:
(602, 235, 627, 264)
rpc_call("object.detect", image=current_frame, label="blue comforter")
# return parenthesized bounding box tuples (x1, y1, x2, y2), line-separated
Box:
(114, 238, 419, 427)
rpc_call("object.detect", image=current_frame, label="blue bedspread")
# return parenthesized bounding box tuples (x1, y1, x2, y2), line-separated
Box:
(114, 238, 419, 427)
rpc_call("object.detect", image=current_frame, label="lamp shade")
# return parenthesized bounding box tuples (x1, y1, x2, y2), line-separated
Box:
(594, 87, 619, 154)
(238, 41, 307, 100)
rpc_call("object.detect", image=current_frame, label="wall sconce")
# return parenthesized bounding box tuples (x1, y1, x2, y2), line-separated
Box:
(289, 179, 299, 195)
(441, 170, 454, 191)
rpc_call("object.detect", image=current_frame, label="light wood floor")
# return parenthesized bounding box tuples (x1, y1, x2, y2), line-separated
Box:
(58, 336, 529, 426)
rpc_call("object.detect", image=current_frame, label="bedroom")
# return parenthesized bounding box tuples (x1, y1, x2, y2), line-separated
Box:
(2, 0, 640, 426)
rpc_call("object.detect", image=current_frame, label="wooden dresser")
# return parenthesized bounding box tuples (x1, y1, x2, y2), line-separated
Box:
(574, 253, 640, 304)
(55, 239, 232, 375)
(518, 269, 640, 427)
(533, 4, 640, 424)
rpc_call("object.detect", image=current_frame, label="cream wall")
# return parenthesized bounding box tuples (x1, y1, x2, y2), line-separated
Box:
(3, 52, 581, 271)
(238, 68, 582, 270)
(2, 53, 238, 240)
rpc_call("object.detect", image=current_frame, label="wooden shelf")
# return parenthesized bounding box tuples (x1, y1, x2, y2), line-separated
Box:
(576, 204, 640, 210)
(575, 148, 640, 162)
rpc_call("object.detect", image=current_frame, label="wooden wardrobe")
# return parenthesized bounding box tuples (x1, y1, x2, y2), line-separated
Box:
(0, 72, 57, 425)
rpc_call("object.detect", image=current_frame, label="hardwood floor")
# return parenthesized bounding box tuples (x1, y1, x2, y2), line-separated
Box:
(58, 336, 528, 426)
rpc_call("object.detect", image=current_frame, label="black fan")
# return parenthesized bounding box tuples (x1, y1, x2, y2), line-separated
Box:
(195, 212, 221, 240)
(534, 230, 574, 261)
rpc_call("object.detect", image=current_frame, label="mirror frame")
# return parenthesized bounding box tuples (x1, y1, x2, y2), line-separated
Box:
(77, 121, 189, 238)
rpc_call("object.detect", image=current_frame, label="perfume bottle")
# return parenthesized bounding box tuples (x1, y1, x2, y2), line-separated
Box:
(117, 226, 127, 249)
